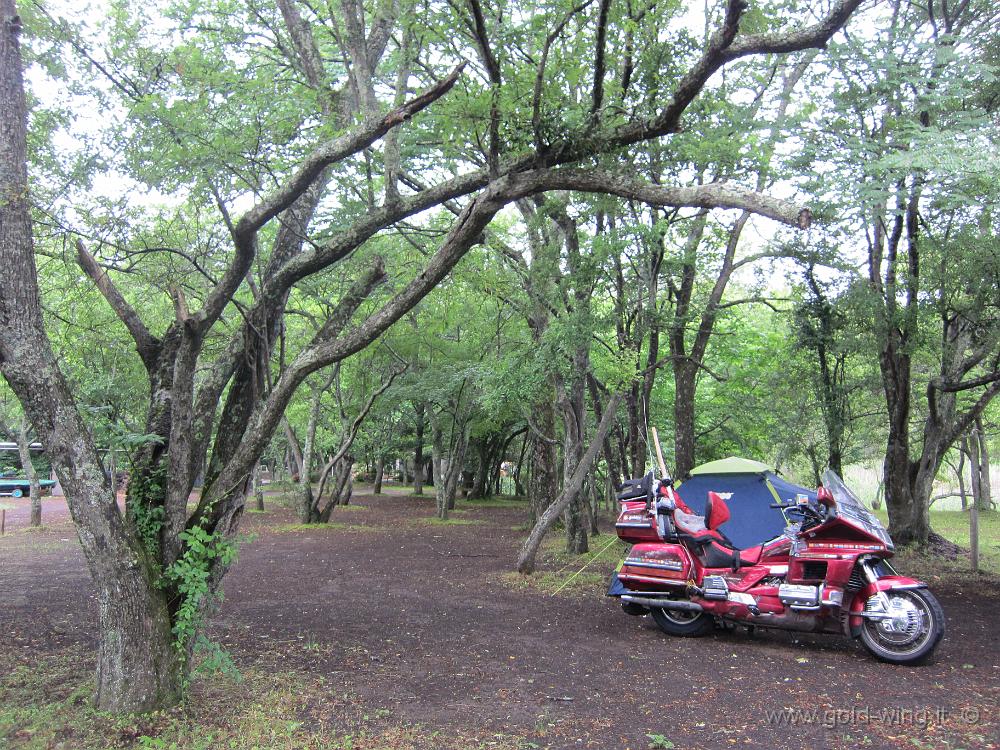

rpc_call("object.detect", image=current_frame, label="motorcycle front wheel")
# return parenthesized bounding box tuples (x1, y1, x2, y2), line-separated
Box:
(859, 588, 945, 665)
(650, 601, 714, 637)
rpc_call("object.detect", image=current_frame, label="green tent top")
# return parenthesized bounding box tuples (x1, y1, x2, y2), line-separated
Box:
(688, 456, 774, 475)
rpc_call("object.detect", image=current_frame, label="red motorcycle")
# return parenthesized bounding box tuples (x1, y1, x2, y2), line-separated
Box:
(608, 467, 945, 664)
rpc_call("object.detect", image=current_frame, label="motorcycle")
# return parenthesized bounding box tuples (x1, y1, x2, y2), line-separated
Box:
(607, 466, 945, 664)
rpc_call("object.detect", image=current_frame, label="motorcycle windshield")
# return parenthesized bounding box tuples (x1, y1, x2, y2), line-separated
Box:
(822, 469, 894, 550)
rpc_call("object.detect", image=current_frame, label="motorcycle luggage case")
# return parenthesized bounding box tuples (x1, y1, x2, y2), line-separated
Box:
(618, 543, 692, 585)
(616, 474, 651, 501)
(615, 500, 660, 543)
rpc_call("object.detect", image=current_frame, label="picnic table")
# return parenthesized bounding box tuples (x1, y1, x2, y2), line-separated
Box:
(0, 477, 56, 498)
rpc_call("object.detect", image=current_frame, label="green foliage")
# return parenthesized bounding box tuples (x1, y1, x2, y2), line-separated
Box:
(164, 526, 237, 672)
(127, 459, 168, 564)
(132, 503, 165, 565)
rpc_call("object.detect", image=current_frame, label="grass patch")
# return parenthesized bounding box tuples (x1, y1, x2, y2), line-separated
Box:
(262, 480, 298, 493)
(272, 522, 375, 534)
(457, 496, 528, 510)
(536, 532, 630, 570)
(397, 494, 527, 510)
(408, 516, 485, 527)
(495, 569, 608, 597)
(489, 533, 628, 597)
(263, 492, 301, 509)
(0, 648, 535, 750)
(872, 508, 1000, 576)
(330, 503, 367, 512)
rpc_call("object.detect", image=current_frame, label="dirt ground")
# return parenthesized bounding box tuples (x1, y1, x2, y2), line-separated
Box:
(0, 488, 997, 750)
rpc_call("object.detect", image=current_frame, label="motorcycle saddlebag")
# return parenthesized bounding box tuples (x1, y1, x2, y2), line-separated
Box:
(618, 543, 692, 586)
(615, 500, 660, 543)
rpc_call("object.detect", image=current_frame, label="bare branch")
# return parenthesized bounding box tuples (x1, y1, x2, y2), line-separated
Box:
(534, 0, 862, 159)
(196, 63, 466, 331)
(942, 379, 1000, 449)
(933, 371, 1000, 394)
(590, 0, 612, 120)
(466, 0, 501, 85)
(525, 169, 811, 227)
(75, 239, 160, 369)
(277, 0, 326, 91)
(532, 0, 595, 148)
(721, 0, 864, 61)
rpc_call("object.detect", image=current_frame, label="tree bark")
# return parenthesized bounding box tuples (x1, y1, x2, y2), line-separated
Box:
(517, 393, 621, 574)
(974, 417, 992, 511)
(15, 420, 41, 526)
(95, 569, 184, 712)
(253, 462, 265, 511)
(413, 401, 425, 495)
(673, 360, 698, 479)
(373, 456, 384, 494)
(468, 436, 490, 500)
(527, 396, 558, 522)
(557, 364, 589, 554)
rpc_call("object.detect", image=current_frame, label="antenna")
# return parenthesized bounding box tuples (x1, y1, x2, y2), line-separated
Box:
(651, 427, 668, 479)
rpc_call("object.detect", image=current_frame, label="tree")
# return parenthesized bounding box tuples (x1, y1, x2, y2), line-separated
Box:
(2, 0, 861, 711)
(0, 400, 43, 526)
(804, 0, 1000, 544)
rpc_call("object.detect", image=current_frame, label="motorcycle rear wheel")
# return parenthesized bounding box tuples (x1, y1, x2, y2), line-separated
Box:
(859, 589, 944, 665)
(650, 602, 714, 637)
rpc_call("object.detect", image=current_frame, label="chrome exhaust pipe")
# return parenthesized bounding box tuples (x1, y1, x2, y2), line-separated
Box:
(620, 595, 704, 612)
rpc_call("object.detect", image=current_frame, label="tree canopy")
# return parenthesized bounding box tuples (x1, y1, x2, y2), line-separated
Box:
(1, 0, 997, 714)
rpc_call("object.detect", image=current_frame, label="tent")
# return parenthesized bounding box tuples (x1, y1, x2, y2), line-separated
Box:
(675, 456, 817, 549)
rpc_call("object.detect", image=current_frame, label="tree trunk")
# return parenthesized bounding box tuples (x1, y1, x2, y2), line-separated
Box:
(513, 431, 528, 496)
(974, 417, 992, 511)
(431, 413, 469, 519)
(468, 437, 490, 500)
(446, 426, 469, 514)
(254, 463, 265, 511)
(625, 386, 644, 478)
(558, 366, 589, 554)
(883, 425, 928, 545)
(587, 474, 601, 535)
(94, 569, 184, 712)
(413, 402, 425, 495)
(15, 420, 42, 526)
(957, 442, 968, 511)
(527, 397, 558, 522)
(673, 361, 698, 479)
(968, 429, 983, 511)
(517, 393, 621, 574)
(1, 16, 188, 712)
(431, 419, 445, 517)
(373, 456, 384, 494)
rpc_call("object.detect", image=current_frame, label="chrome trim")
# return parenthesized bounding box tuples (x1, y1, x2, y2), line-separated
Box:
(624, 558, 684, 571)
(617, 573, 687, 586)
(621, 595, 703, 612)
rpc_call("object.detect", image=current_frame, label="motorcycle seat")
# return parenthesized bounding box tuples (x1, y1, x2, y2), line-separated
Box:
(673, 491, 762, 570)
(701, 540, 762, 569)
(672, 490, 731, 541)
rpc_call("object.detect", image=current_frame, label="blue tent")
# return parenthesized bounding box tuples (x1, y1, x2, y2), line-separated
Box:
(675, 456, 817, 549)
